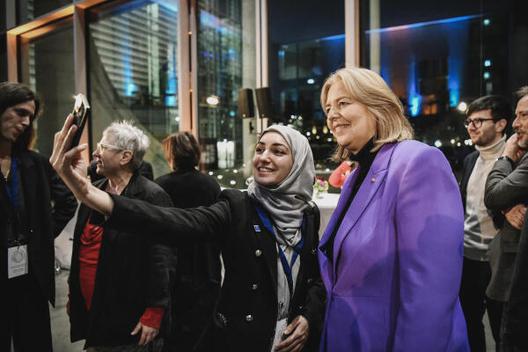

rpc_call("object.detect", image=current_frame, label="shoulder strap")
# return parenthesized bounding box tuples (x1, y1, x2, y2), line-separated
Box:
(307, 200, 320, 234)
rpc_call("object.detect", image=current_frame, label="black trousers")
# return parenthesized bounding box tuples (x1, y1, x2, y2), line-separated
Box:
(460, 257, 504, 352)
(1, 273, 53, 352)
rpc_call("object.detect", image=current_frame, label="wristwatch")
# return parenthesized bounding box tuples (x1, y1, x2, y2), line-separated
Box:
(497, 155, 515, 166)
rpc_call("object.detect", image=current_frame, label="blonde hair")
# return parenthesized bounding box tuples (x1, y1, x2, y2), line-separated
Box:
(320, 67, 414, 161)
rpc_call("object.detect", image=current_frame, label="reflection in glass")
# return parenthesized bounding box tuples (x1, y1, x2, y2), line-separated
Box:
(196, 0, 256, 188)
(88, 0, 179, 178)
(269, 0, 345, 170)
(20, 21, 74, 157)
(17, 0, 73, 24)
(361, 1, 511, 174)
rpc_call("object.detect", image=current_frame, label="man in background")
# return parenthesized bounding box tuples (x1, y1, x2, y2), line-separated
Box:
(459, 95, 511, 352)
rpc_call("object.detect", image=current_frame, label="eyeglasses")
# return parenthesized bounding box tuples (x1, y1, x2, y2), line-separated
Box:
(464, 118, 496, 128)
(96, 142, 123, 152)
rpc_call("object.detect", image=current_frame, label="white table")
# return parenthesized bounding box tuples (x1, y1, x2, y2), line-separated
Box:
(312, 193, 340, 237)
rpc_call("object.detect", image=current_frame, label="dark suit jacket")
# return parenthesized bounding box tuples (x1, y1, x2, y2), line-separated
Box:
(1, 150, 76, 305)
(502, 211, 528, 350)
(69, 173, 174, 347)
(107, 189, 326, 352)
(155, 169, 221, 351)
(484, 153, 528, 301)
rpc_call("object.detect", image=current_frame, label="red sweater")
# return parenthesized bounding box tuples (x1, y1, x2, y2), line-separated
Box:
(78, 220, 164, 329)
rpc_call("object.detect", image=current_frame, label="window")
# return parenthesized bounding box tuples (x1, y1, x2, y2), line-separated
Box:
(87, 0, 180, 177)
(268, 0, 345, 171)
(19, 19, 74, 156)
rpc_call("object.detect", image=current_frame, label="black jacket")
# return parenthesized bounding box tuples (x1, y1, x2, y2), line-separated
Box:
(107, 189, 326, 352)
(502, 211, 528, 350)
(1, 150, 76, 304)
(69, 173, 175, 347)
(155, 170, 221, 352)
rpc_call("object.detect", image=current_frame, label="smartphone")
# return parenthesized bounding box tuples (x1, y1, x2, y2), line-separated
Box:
(69, 93, 90, 149)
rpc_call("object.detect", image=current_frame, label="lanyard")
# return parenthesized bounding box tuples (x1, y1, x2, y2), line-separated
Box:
(5, 157, 19, 209)
(255, 205, 304, 296)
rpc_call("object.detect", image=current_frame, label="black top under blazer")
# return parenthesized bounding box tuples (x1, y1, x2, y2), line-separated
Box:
(106, 189, 326, 352)
(69, 173, 175, 347)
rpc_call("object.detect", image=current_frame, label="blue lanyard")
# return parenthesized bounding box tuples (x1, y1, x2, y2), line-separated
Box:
(255, 205, 304, 296)
(5, 157, 19, 208)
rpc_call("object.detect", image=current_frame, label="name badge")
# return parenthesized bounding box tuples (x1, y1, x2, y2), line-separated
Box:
(253, 224, 261, 233)
(8, 245, 28, 279)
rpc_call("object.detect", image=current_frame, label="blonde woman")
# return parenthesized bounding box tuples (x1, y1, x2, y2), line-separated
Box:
(318, 67, 469, 352)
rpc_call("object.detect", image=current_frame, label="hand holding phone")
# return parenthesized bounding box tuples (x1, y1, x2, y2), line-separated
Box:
(69, 93, 90, 149)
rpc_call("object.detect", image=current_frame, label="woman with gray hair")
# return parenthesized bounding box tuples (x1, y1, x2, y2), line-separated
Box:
(67, 121, 174, 352)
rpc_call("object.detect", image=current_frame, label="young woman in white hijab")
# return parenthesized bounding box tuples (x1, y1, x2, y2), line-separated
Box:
(51, 120, 325, 352)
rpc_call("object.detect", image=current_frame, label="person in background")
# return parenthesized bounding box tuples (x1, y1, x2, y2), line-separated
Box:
(458, 95, 512, 352)
(484, 86, 528, 351)
(0, 82, 76, 351)
(67, 121, 173, 352)
(318, 67, 469, 352)
(155, 132, 221, 352)
(51, 122, 325, 352)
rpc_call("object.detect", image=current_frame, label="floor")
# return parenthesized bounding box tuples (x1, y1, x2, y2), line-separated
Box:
(48, 269, 497, 352)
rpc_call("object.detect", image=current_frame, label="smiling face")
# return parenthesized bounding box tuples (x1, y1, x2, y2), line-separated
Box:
(0, 100, 35, 144)
(252, 131, 293, 187)
(513, 95, 528, 149)
(324, 80, 376, 154)
(466, 109, 504, 147)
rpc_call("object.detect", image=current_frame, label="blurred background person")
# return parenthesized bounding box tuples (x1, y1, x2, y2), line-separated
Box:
(484, 86, 528, 351)
(68, 121, 174, 352)
(458, 95, 511, 352)
(0, 82, 76, 352)
(155, 132, 221, 352)
(318, 67, 468, 352)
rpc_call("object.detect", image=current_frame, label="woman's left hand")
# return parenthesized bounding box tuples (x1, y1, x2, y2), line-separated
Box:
(274, 315, 310, 352)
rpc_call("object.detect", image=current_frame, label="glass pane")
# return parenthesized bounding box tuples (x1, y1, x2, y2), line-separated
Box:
(360, 0, 517, 175)
(268, 0, 345, 173)
(196, 0, 256, 188)
(17, 0, 73, 23)
(20, 20, 74, 157)
(88, 0, 179, 178)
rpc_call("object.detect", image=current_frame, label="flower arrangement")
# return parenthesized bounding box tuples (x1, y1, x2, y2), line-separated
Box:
(313, 177, 329, 198)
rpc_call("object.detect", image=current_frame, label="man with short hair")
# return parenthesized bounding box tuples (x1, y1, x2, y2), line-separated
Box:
(459, 95, 511, 352)
(485, 86, 528, 352)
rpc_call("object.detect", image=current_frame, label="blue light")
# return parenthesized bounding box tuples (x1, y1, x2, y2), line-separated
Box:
(410, 95, 421, 117)
(229, 110, 236, 117)
(152, 0, 178, 13)
(320, 34, 345, 42)
(484, 59, 491, 67)
(165, 96, 176, 106)
(126, 83, 137, 97)
(366, 14, 480, 34)
(407, 59, 421, 117)
(483, 18, 491, 26)
(483, 71, 491, 79)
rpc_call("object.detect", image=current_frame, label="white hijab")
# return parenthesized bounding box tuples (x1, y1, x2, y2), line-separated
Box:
(247, 124, 315, 246)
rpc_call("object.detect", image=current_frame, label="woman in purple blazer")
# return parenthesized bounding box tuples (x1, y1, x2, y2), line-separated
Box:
(319, 67, 469, 352)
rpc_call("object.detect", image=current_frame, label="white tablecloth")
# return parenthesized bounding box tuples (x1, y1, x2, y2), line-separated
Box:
(313, 193, 340, 237)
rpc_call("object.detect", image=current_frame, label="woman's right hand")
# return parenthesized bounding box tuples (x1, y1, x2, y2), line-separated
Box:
(50, 114, 114, 215)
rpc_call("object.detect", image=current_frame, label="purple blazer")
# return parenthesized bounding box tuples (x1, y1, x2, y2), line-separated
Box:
(318, 141, 469, 352)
